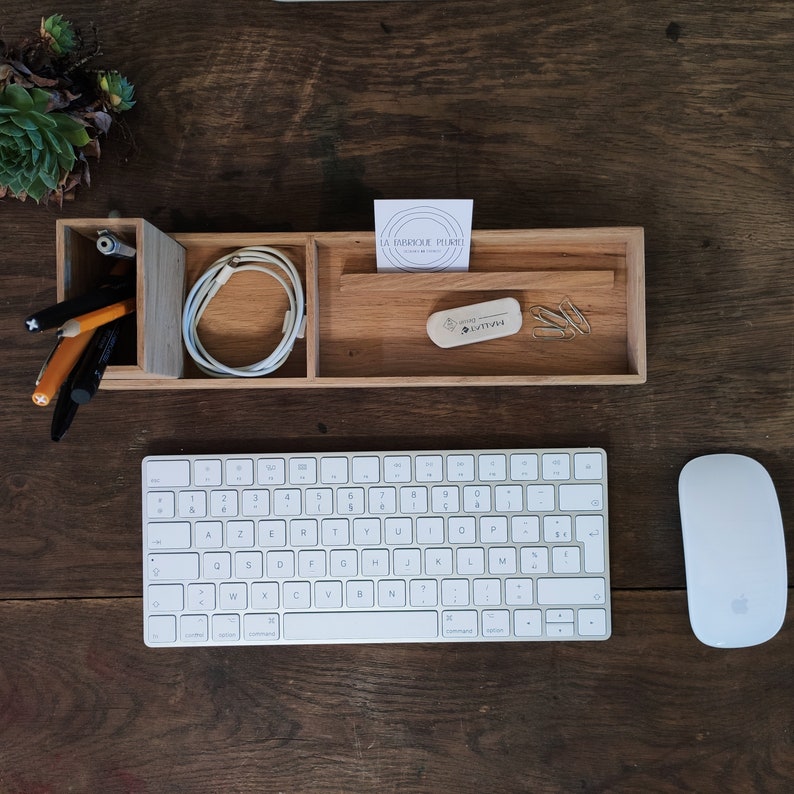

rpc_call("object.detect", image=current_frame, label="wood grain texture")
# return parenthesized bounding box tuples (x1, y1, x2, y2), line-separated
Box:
(0, 594, 792, 793)
(1, 0, 793, 790)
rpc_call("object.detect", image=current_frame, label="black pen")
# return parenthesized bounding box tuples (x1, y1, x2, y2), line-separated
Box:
(50, 369, 81, 442)
(25, 260, 135, 333)
(69, 318, 123, 404)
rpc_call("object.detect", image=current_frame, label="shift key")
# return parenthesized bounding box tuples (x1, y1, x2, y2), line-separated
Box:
(147, 553, 199, 581)
(537, 577, 606, 605)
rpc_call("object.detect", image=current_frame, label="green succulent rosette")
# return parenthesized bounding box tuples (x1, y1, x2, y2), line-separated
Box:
(41, 13, 77, 56)
(97, 71, 136, 112)
(0, 83, 90, 202)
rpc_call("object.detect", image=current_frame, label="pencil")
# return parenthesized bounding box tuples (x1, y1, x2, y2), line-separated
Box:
(57, 297, 136, 338)
(31, 331, 96, 407)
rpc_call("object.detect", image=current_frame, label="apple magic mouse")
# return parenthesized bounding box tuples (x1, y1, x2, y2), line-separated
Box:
(679, 453, 787, 648)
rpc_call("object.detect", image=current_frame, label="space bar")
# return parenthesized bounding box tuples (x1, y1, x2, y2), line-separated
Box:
(284, 611, 439, 641)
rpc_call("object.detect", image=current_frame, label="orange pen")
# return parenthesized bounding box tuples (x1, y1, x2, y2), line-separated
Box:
(32, 331, 96, 406)
(57, 296, 136, 338)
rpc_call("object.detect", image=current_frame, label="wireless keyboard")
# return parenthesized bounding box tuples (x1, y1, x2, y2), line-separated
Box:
(142, 448, 610, 646)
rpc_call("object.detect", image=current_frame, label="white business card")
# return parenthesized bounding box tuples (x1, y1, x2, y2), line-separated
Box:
(375, 199, 473, 272)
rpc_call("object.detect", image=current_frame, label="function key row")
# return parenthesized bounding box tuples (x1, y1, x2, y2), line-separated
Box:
(145, 451, 604, 489)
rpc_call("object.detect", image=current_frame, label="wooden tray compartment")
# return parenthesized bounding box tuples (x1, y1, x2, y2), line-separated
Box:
(55, 222, 645, 389)
(316, 228, 645, 385)
(55, 218, 186, 380)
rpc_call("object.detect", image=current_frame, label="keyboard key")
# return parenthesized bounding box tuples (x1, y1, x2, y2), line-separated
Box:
(212, 614, 240, 642)
(145, 459, 190, 488)
(559, 484, 604, 511)
(352, 456, 379, 483)
(510, 453, 538, 481)
(181, 615, 209, 643)
(378, 579, 406, 607)
(576, 515, 606, 573)
(473, 578, 501, 606)
(147, 492, 175, 519)
(542, 453, 570, 480)
(383, 455, 412, 482)
(410, 579, 438, 606)
(284, 581, 311, 609)
(148, 615, 177, 643)
(536, 577, 606, 605)
(463, 486, 491, 512)
(482, 609, 510, 637)
(147, 553, 199, 581)
(527, 485, 554, 511)
(147, 522, 191, 549)
(241, 490, 269, 517)
(258, 458, 285, 485)
(442, 610, 478, 638)
(267, 550, 295, 578)
(449, 517, 476, 544)
(416, 455, 444, 482)
(194, 459, 222, 487)
(578, 608, 608, 637)
(290, 458, 317, 485)
(284, 611, 438, 641)
(320, 457, 348, 484)
(478, 454, 506, 481)
(236, 551, 263, 579)
(179, 491, 207, 518)
(361, 549, 388, 576)
(204, 552, 231, 579)
(552, 546, 581, 573)
(244, 613, 280, 641)
(210, 490, 238, 517)
(273, 489, 301, 516)
(196, 521, 223, 548)
(514, 609, 542, 637)
(505, 578, 533, 605)
(228, 520, 255, 547)
(148, 584, 183, 612)
(187, 583, 215, 610)
(346, 580, 374, 608)
(447, 454, 475, 481)
(574, 452, 603, 480)
(441, 579, 470, 606)
(226, 458, 254, 486)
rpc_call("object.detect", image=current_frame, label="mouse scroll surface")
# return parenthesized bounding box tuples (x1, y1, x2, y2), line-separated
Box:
(679, 454, 787, 648)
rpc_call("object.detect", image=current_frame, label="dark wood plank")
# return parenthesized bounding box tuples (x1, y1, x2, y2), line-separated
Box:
(1, 593, 792, 792)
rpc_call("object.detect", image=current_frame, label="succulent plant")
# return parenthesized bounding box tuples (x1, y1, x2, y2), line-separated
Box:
(97, 71, 136, 112)
(0, 83, 90, 202)
(40, 14, 76, 57)
(0, 15, 136, 204)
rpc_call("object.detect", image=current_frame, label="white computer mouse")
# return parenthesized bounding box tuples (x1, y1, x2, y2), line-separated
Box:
(679, 453, 787, 648)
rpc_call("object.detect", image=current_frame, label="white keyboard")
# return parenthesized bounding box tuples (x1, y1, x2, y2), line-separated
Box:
(142, 448, 610, 646)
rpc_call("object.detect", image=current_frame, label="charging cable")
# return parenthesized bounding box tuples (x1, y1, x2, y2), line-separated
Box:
(182, 246, 306, 378)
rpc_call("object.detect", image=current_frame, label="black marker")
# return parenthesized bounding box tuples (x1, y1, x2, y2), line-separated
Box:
(50, 370, 81, 442)
(69, 318, 123, 404)
(25, 260, 134, 333)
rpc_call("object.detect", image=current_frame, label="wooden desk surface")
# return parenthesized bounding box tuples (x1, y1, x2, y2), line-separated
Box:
(1, 1, 792, 790)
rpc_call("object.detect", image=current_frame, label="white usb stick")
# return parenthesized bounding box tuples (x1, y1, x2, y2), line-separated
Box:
(426, 297, 523, 348)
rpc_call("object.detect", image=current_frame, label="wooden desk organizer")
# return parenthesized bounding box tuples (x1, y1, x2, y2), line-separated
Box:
(56, 220, 646, 389)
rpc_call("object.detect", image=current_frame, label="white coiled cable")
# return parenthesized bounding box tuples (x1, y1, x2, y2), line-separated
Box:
(182, 246, 305, 378)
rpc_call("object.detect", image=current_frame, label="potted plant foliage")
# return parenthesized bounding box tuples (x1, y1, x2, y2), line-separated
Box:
(0, 14, 135, 205)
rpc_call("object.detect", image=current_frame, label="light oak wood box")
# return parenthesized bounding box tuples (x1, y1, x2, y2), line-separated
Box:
(56, 222, 646, 388)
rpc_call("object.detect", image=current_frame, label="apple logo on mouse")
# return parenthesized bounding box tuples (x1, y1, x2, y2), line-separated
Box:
(731, 594, 749, 615)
